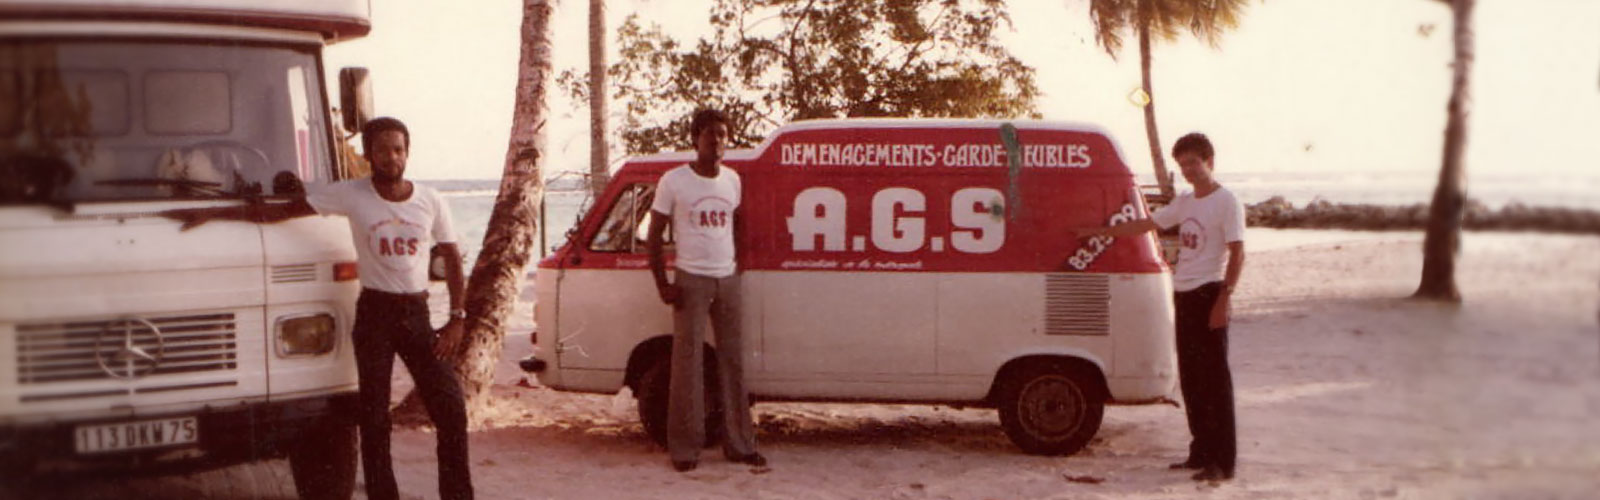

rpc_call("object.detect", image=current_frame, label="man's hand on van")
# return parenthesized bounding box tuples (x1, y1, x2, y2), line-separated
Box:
(1072, 219, 1159, 240)
(1068, 227, 1106, 240)
(657, 283, 682, 309)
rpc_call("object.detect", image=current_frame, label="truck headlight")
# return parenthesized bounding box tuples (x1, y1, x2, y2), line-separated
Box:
(276, 313, 337, 357)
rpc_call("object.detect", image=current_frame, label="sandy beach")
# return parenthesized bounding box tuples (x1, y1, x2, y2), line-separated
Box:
(13, 228, 1599, 499)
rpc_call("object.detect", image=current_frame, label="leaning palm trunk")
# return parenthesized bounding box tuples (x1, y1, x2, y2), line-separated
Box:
(1414, 0, 1474, 302)
(394, 0, 553, 423)
(588, 0, 610, 198)
(1138, 19, 1174, 199)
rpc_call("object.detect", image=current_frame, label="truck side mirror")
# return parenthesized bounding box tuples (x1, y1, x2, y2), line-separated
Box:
(339, 67, 373, 134)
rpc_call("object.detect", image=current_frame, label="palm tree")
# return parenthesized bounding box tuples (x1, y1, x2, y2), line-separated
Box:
(1087, 0, 1248, 199)
(395, 0, 553, 420)
(1414, 0, 1475, 302)
(588, 0, 610, 198)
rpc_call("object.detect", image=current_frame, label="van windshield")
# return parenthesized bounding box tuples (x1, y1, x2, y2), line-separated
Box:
(0, 40, 334, 205)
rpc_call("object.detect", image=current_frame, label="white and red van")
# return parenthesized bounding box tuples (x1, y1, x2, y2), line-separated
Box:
(523, 119, 1176, 455)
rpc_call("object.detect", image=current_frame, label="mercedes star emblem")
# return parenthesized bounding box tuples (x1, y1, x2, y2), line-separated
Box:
(95, 317, 165, 379)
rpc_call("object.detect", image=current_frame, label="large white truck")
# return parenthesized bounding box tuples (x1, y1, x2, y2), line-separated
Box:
(0, 1, 376, 497)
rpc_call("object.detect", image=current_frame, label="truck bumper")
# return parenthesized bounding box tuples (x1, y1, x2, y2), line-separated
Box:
(0, 392, 358, 479)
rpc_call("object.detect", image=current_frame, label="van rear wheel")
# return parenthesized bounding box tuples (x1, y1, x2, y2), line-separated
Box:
(996, 361, 1104, 455)
(635, 353, 724, 449)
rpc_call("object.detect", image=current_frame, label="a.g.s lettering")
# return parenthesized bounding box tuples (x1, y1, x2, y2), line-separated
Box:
(786, 187, 1005, 254)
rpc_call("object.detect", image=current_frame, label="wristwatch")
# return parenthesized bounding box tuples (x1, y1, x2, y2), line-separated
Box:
(449, 309, 467, 320)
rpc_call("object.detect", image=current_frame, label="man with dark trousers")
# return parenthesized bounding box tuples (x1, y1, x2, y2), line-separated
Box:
(1074, 132, 1244, 481)
(163, 117, 474, 499)
(646, 108, 765, 472)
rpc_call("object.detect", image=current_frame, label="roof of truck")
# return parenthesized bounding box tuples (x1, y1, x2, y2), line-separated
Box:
(0, 0, 371, 41)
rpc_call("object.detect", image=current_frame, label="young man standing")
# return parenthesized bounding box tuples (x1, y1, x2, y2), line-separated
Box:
(1076, 132, 1243, 481)
(646, 109, 764, 472)
(163, 117, 473, 499)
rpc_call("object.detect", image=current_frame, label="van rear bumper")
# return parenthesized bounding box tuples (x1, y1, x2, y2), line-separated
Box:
(1108, 373, 1178, 403)
(0, 392, 358, 479)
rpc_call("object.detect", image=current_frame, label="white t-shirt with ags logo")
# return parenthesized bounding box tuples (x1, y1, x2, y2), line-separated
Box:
(651, 164, 741, 278)
(305, 178, 457, 294)
(1150, 186, 1244, 292)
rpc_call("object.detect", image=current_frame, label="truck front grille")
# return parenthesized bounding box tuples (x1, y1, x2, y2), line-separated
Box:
(15, 313, 240, 385)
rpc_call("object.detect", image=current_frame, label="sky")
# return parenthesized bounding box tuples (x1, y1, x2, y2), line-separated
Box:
(322, 0, 1600, 183)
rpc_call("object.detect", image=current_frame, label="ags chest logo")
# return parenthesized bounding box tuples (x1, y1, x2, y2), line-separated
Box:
(695, 209, 729, 229)
(367, 218, 427, 270)
(1179, 219, 1206, 251)
(685, 196, 735, 236)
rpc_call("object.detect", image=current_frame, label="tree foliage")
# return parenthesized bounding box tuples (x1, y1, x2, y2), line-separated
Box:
(1085, 0, 1249, 199)
(1087, 0, 1246, 58)
(561, 0, 1041, 154)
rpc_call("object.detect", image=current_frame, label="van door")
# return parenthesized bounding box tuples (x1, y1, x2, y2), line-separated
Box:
(554, 181, 673, 371)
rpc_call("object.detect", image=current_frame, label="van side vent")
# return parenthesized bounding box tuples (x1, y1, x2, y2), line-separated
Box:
(271, 263, 318, 283)
(1044, 274, 1110, 336)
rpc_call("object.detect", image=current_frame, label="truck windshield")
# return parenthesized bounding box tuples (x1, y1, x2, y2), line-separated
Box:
(0, 40, 334, 205)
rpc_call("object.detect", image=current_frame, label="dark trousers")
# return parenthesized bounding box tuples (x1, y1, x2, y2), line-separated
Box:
(1174, 282, 1237, 473)
(668, 271, 758, 463)
(352, 289, 473, 500)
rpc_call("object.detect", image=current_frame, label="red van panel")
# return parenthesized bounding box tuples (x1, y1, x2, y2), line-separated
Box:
(557, 120, 1166, 275)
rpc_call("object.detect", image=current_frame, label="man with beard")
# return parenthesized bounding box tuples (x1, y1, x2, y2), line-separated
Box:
(162, 117, 474, 499)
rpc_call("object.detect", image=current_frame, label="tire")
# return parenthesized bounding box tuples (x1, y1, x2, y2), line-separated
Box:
(996, 361, 1105, 456)
(635, 353, 724, 449)
(288, 416, 358, 500)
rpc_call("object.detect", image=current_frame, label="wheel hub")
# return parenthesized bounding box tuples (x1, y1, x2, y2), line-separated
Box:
(1019, 376, 1084, 437)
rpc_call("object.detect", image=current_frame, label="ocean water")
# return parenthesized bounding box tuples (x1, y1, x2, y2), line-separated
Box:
(1210, 170, 1600, 211)
(428, 170, 1599, 270)
(432, 183, 590, 268)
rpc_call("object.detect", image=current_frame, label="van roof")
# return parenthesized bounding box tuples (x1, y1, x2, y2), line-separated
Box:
(625, 118, 1132, 174)
(0, 0, 371, 41)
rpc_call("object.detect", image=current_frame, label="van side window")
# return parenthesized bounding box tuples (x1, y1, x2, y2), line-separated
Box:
(589, 183, 670, 253)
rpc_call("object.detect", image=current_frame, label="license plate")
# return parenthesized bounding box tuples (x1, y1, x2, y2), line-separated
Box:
(74, 416, 199, 454)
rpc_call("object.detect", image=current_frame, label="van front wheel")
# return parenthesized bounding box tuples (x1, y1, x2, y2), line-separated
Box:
(996, 361, 1104, 455)
(635, 354, 724, 448)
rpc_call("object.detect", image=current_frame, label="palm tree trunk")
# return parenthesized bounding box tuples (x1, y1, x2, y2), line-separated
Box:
(394, 0, 553, 423)
(588, 0, 610, 198)
(1138, 19, 1174, 199)
(1414, 0, 1474, 302)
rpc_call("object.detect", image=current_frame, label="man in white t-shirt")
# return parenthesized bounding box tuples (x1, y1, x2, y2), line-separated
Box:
(163, 117, 473, 500)
(1075, 132, 1244, 482)
(646, 109, 764, 472)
